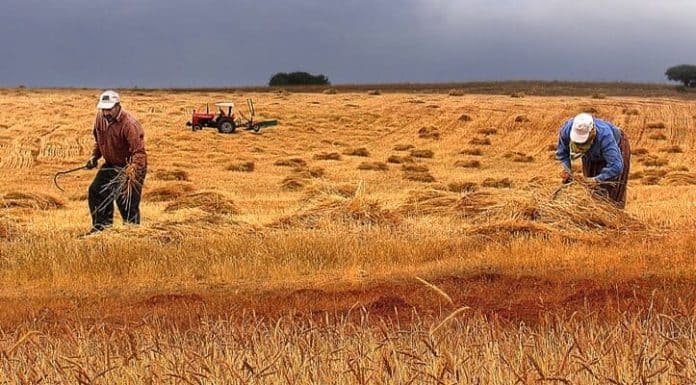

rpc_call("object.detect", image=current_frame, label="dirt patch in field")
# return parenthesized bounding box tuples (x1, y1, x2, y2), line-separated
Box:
(2, 275, 694, 330)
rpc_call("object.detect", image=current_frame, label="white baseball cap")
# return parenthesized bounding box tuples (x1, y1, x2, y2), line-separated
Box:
(97, 90, 120, 109)
(570, 113, 594, 143)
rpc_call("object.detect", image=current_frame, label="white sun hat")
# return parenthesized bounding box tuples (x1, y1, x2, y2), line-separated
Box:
(96, 90, 120, 109)
(570, 113, 594, 143)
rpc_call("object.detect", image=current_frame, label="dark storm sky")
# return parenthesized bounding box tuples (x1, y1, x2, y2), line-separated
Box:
(1, 0, 694, 87)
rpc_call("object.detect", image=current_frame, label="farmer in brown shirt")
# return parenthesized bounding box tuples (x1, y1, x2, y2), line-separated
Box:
(83, 90, 147, 235)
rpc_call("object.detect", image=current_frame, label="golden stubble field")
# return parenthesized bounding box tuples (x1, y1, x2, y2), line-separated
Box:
(1, 88, 696, 383)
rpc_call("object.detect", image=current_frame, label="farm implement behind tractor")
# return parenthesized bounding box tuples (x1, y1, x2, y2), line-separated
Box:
(186, 98, 278, 134)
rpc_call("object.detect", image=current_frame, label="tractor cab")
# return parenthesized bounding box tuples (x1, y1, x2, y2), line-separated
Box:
(215, 102, 235, 118)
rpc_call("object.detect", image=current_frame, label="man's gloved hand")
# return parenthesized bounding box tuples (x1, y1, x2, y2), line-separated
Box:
(561, 169, 573, 184)
(85, 156, 98, 170)
(582, 176, 599, 188)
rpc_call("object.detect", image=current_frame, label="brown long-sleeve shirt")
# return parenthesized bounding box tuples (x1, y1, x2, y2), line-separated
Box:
(91, 108, 147, 171)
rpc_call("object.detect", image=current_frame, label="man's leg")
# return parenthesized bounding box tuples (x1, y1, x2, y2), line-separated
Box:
(88, 167, 116, 230)
(116, 170, 146, 225)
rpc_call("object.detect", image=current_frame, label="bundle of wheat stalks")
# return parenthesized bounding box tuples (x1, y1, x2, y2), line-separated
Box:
(473, 182, 645, 237)
(164, 191, 239, 215)
(97, 163, 141, 213)
(274, 184, 401, 228)
(398, 189, 495, 217)
(0, 191, 65, 210)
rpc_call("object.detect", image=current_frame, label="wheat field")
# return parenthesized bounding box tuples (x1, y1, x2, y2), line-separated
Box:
(1, 87, 695, 383)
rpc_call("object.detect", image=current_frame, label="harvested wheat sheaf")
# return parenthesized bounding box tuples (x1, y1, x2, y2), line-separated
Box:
(662, 172, 696, 186)
(454, 160, 481, 168)
(387, 155, 414, 164)
(410, 149, 434, 158)
(358, 161, 388, 171)
(143, 182, 195, 202)
(274, 158, 307, 167)
(164, 191, 239, 215)
(154, 169, 189, 181)
(1, 192, 65, 210)
(313, 152, 342, 161)
(226, 161, 255, 172)
(470, 183, 645, 239)
(273, 187, 401, 229)
(393, 144, 415, 151)
(344, 147, 371, 157)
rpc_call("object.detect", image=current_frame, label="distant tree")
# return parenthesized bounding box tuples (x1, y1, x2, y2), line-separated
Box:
(665, 65, 696, 87)
(269, 71, 330, 86)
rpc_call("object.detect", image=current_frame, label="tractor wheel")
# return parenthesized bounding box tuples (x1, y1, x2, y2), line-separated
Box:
(218, 119, 236, 134)
(192, 124, 201, 131)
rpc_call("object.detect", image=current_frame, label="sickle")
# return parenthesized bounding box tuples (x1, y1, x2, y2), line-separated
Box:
(53, 165, 87, 192)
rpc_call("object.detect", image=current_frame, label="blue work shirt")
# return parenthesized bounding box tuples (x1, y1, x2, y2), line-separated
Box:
(555, 118, 624, 182)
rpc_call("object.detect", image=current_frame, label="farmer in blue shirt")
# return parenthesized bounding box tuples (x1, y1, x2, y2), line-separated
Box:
(556, 113, 631, 208)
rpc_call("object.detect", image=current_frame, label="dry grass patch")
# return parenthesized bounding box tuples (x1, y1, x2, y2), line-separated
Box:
(482, 177, 512, 188)
(460, 148, 483, 156)
(274, 158, 307, 167)
(226, 161, 255, 172)
(0, 218, 18, 240)
(143, 182, 195, 202)
(579, 106, 599, 114)
(454, 159, 481, 168)
(469, 137, 491, 146)
(646, 121, 666, 129)
(1, 192, 64, 210)
(418, 126, 440, 139)
(154, 169, 189, 181)
(393, 144, 414, 151)
(410, 149, 434, 158)
(313, 152, 342, 161)
(591, 93, 606, 99)
(358, 161, 388, 171)
(164, 191, 239, 215)
(343, 147, 370, 157)
(622, 108, 640, 115)
(632, 148, 649, 155)
(387, 155, 414, 164)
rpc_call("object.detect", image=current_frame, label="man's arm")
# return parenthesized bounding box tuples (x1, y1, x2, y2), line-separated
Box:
(594, 134, 623, 182)
(555, 120, 572, 171)
(125, 119, 147, 172)
(91, 115, 102, 160)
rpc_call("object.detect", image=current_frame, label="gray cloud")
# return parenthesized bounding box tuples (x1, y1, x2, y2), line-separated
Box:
(1, 0, 694, 87)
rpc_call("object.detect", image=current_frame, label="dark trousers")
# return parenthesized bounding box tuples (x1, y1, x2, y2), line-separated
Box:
(582, 131, 631, 208)
(88, 166, 146, 229)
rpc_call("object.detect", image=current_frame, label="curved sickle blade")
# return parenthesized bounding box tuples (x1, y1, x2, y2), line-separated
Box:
(53, 166, 87, 192)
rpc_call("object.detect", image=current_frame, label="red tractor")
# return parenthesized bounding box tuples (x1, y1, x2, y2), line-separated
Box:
(186, 98, 278, 134)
